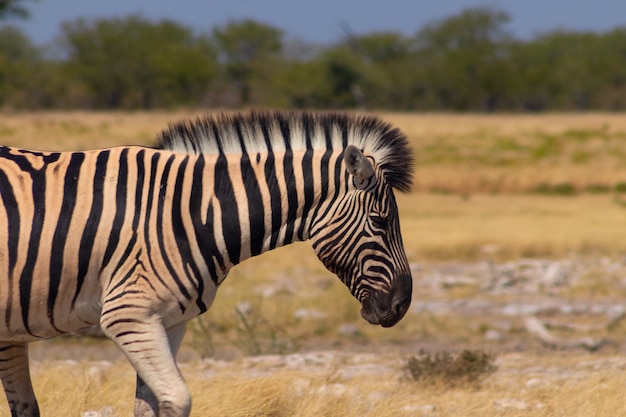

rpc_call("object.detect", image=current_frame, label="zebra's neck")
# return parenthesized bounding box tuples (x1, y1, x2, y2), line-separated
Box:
(194, 148, 346, 274)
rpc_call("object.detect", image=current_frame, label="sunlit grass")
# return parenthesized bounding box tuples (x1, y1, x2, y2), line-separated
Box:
(382, 112, 626, 193)
(4, 353, 626, 417)
(398, 193, 626, 262)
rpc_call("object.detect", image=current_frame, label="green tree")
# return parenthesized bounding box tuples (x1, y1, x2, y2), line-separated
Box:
(60, 15, 217, 108)
(277, 46, 362, 109)
(510, 31, 608, 110)
(0, 25, 45, 107)
(594, 29, 626, 109)
(0, 0, 37, 20)
(212, 19, 283, 106)
(415, 6, 514, 110)
(344, 31, 418, 109)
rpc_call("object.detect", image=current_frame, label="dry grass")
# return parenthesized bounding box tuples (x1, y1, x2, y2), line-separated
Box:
(398, 193, 626, 261)
(382, 112, 626, 193)
(4, 352, 626, 417)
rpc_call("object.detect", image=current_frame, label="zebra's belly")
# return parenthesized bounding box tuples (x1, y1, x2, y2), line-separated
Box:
(0, 301, 102, 342)
(0, 276, 103, 342)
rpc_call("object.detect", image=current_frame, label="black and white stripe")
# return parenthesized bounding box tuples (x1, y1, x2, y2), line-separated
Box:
(0, 111, 414, 417)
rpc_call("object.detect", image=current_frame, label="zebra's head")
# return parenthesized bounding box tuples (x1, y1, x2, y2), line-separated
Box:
(310, 144, 413, 328)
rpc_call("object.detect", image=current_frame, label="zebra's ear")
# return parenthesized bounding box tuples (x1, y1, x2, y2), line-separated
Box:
(344, 145, 375, 189)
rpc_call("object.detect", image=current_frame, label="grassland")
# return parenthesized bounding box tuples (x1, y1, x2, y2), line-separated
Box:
(1, 111, 626, 416)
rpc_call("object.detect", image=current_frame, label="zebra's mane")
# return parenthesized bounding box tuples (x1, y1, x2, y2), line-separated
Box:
(155, 111, 414, 192)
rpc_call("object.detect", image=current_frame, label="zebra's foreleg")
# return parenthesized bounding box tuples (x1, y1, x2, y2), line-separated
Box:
(101, 314, 191, 417)
(133, 324, 187, 417)
(0, 343, 40, 417)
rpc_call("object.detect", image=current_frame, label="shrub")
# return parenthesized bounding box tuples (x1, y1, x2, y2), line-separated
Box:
(529, 182, 577, 195)
(551, 182, 577, 195)
(405, 349, 497, 387)
(615, 182, 626, 193)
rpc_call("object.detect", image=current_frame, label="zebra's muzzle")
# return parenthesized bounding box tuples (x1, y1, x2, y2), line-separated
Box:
(359, 277, 412, 328)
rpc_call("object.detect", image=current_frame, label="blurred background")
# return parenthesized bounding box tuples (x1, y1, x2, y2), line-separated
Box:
(1, 0, 626, 111)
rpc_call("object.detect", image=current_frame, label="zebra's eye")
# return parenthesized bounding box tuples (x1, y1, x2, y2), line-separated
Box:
(369, 214, 388, 230)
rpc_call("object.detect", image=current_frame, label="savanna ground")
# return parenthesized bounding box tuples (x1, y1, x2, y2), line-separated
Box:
(1, 112, 626, 416)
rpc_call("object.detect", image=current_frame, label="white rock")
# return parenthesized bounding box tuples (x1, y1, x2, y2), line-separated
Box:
(525, 378, 543, 388)
(338, 324, 359, 336)
(542, 263, 565, 286)
(485, 330, 504, 342)
(293, 308, 327, 320)
(493, 398, 529, 410)
(315, 383, 347, 397)
(400, 404, 436, 413)
(82, 406, 115, 417)
(86, 366, 106, 385)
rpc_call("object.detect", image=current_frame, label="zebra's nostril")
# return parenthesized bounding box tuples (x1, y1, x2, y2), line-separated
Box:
(391, 295, 410, 318)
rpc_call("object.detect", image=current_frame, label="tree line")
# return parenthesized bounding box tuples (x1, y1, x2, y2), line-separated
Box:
(1, 5, 626, 111)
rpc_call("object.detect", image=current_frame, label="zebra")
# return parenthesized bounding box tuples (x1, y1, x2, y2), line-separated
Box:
(0, 111, 414, 417)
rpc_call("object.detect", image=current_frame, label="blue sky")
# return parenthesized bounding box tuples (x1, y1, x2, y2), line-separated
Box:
(11, 0, 626, 45)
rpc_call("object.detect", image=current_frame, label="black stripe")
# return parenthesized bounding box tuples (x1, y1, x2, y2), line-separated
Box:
(118, 331, 148, 339)
(340, 117, 349, 147)
(297, 149, 314, 240)
(259, 122, 281, 250)
(308, 122, 337, 227)
(233, 117, 248, 151)
(302, 113, 313, 149)
(241, 152, 265, 256)
(278, 110, 296, 245)
(201, 202, 225, 278)
(191, 156, 222, 286)
(106, 150, 145, 283)
(106, 317, 144, 327)
(309, 149, 333, 230)
(106, 251, 144, 294)
(102, 148, 129, 269)
(214, 154, 240, 264)
(333, 152, 344, 198)
(277, 114, 292, 150)
(323, 120, 334, 149)
(282, 150, 297, 245)
(170, 156, 207, 310)
(0, 167, 19, 277)
(19, 156, 52, 336)
(73, 150, 110, 308)
(236, 121, 265, 257)
(141, 156, 187, 314)
(0, 167, 19, 331)
(48, 152, 85, 330)
(155, 155, 192, 301)
(297, 116, 315, 239)
(0, 147, 60, 171)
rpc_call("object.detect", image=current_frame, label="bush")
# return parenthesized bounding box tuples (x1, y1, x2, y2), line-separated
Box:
(405, 349, 497, 387)
(529, 182, 577, 195)
(615, 182, 626, 193)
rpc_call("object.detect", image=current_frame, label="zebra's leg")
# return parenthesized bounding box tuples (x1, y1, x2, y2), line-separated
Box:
(0, 343, 40, 417)
(133, 324, 187, 417)
(101, 315, 191, 417)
